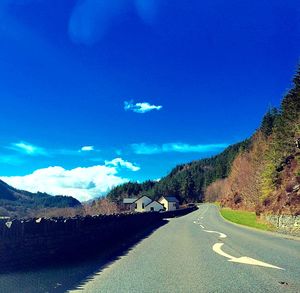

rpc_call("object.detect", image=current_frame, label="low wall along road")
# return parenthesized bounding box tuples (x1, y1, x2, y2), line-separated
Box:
(263, 214, 300, 236)
(0, 207, 197, 272)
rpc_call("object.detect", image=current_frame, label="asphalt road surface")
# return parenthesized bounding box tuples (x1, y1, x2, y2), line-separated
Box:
(71, 204, 300, 293)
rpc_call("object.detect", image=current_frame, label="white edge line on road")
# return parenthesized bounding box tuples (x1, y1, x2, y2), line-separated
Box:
(212, 243, 284, 270)
(193, 222, 204, 229)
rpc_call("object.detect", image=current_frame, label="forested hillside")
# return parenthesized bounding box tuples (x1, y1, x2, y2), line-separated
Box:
(108, 65, 300, 216)
(205, 66, 300, 215)
(0, 179, 81, 218)
(107, 139, 250, 203)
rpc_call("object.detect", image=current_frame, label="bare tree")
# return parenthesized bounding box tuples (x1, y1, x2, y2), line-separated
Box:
(84, 198, 120, 216)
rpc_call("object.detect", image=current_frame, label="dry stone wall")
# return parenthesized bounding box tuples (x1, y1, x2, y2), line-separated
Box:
(0, 207, 197, 271)
(263, 214, 300, 236)
(0, 212, 162, 271)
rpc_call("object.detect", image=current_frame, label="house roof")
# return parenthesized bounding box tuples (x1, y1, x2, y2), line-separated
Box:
(133, 195, 152, 203)
(123, 198, 138, 204)
(145, 200, 164, 208)
(159, 196, 179, 203)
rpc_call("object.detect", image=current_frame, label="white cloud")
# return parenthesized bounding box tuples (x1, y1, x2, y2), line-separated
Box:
(0, 158, 140, 202)
(105, 157, 140, 172)
(9, 141, 47, 156)
(124, 101, 163, 114)
(81, 146, 94, 152)
(6, 141, 99, 157)
(131, 143, 229, 154)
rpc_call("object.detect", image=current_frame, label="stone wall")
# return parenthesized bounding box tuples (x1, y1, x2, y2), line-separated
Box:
(0, 212, 162, 271)
(0, 207, 196, 272)
(263, 214, 300, 236)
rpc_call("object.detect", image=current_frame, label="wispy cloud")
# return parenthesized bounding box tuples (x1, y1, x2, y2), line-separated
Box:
(9, 141, 47, 156)
(124, 101, 163, 114)
(131, 143, 229, 155)
(7, 141, 100, 157)
(0, 157, 140, 201)
(81, 146, 94, 152)
(105, 157, 140, 172)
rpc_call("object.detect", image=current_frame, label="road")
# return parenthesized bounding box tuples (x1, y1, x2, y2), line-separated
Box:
(71, 204, 300, 293)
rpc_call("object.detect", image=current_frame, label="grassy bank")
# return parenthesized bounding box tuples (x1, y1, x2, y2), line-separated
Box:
(220, 208, 273, 231)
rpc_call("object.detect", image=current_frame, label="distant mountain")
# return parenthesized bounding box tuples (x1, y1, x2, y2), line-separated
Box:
(0, 179, 81, 218)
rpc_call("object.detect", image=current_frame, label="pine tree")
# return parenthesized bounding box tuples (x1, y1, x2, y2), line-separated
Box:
(282, 64, 300, 122)
(260, 107, 279, 137)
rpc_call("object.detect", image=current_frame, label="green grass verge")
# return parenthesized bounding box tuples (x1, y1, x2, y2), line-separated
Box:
(220, 208, 273, 231)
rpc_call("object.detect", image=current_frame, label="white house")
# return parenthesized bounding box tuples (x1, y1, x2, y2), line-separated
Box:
(133, 195, 152, 212)
(158, 196, 179, 211)
(122, 195, 179, 213)
(144, 200, 164, 212)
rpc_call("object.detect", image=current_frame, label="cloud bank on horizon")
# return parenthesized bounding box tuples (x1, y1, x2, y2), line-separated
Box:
(124, 101, 163, 113)
(0, 158, 140, 202)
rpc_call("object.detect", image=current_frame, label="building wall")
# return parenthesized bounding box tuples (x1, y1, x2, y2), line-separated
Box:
(121, 203, 135, 212)
(135, 196, 152, 212)
(159, 198, 169, 211)
(168, 202, 178, 211)
(144, 201, 164, 212)
(159, 198, 178, 211)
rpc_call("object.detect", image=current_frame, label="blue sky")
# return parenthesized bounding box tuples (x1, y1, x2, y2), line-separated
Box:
(0, 0, 299, 201)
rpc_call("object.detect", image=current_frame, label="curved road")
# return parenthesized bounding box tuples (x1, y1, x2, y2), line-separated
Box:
(71, 204, 300, 292)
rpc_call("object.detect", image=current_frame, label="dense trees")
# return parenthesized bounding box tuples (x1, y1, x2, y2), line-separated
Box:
(206, 64, 300, 215)
(260, 66, 300, 200)
(220, 133, 268, 209)
(204, 179, 226, 203)
(107, 181, 156, 203)
(260, 107, 279, 137)
(107, 140, 251, 203)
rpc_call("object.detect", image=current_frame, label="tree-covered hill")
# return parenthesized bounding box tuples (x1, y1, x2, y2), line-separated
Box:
(109, 65, 300, 216)
(0, 179, 81, 218)
(107, 139, 251, 203)
(206, 65, 300, 215)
